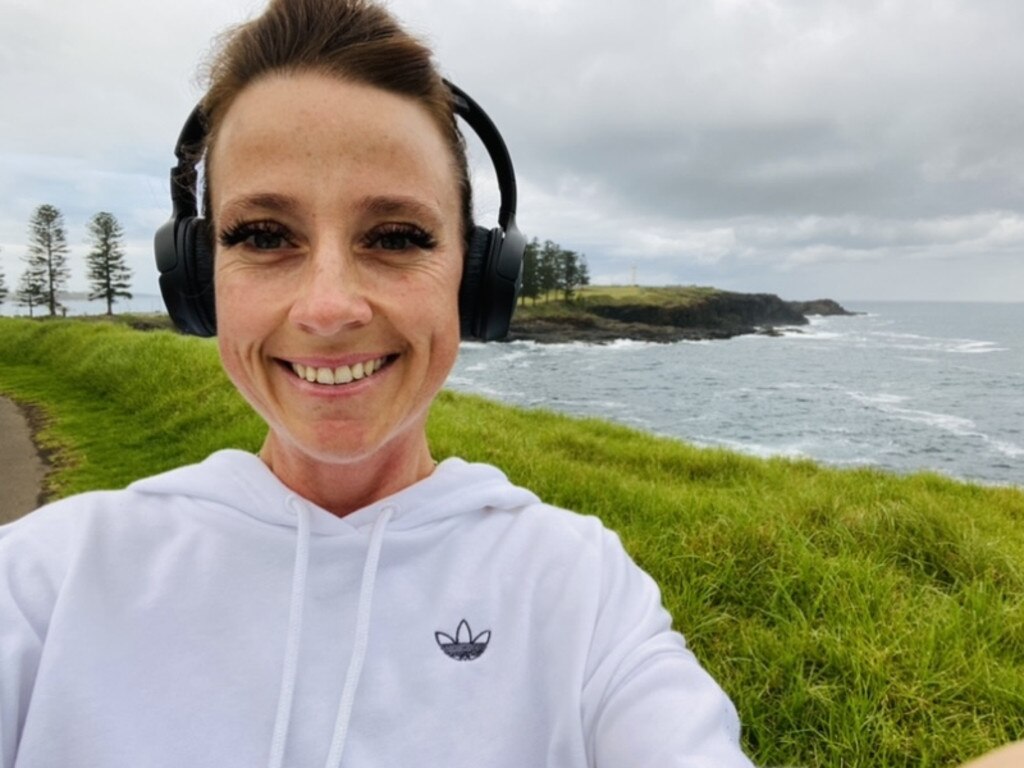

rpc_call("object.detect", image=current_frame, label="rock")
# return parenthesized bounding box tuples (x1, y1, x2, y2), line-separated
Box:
(505, 290, 855, 345)
(787, 299, 857, 316)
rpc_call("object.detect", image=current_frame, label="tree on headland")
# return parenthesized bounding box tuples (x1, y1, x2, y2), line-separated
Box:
(537, 240, 559, 301)
(15, 267, 46, 317)
(85, 211, 132, 315)
(519, 237, 541, 305)
(554, 247, 589, 302)
(24, 204, 70, 316)
(521, 239, 590, 303)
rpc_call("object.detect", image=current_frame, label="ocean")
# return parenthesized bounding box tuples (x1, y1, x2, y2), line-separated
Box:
(449, 302, 1023, 488)
(2, 293, 169, 317)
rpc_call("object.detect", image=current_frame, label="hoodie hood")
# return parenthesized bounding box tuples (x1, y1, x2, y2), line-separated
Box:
(129, 449, 540, 535)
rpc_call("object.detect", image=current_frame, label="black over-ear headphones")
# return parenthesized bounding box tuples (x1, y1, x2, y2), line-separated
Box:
(154, 80, 525, 341)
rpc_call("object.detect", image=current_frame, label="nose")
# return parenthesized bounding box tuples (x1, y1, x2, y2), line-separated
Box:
(287, 242, 373, 336)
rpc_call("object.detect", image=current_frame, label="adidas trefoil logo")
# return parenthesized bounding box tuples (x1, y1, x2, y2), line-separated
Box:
(435, 619, 491, 661)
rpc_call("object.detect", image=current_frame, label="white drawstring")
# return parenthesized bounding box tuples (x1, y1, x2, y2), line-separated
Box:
(322, 505, 395, 768)
(268, 496, 312, 768)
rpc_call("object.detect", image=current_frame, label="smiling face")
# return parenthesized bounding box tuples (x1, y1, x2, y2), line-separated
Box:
(209, 72, 464, 474)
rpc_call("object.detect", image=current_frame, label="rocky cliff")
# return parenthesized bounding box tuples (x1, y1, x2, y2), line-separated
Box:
(506, 290, 854, 344)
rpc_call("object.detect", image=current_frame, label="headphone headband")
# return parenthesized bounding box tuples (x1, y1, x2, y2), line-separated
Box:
(444, 81, 517, 230)
(155, 79, 524, 340)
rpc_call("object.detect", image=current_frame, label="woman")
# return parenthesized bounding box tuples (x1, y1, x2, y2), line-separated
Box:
(0, 1, 753, 765)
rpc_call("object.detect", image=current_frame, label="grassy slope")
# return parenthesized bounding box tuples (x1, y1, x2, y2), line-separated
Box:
(2, 317, 1023, 767)
(576, 284, 722, 305)
(516, 284, 721, 318)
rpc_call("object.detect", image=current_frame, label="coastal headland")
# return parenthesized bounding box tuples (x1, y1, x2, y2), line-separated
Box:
(507, 285, 855, 344)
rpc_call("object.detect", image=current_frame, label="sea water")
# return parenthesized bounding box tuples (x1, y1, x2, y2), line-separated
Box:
(1, 293, 168, 317)
(449, 302, 1023, 488)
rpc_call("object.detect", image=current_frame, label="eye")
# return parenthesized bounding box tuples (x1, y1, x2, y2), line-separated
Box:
(218, 220, 293, 251)
(366, 224, 437, 252)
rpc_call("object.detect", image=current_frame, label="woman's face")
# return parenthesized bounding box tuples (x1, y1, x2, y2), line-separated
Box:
(210, 72, 463, 467)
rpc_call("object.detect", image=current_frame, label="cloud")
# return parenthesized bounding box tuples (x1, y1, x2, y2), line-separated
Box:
(1, 0, 1022, 301)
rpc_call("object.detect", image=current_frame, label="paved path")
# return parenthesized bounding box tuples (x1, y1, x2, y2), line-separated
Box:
(0, 396, 46, 524)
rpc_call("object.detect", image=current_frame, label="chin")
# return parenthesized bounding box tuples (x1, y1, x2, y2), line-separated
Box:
(272, 415, 426, 468)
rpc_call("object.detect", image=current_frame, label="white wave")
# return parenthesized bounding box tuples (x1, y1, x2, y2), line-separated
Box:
(605, 338, 659, 350)
(548, 398, 626, 410)
(858, 399, 976, 434)
(848, 393, 1022, 459)
(488, 349, 534, 367)
(847, 391, 1009, 446)
(694, 436, 813, 460)
(867, 331, 1006, 355)
(878, 331, 932, 341)
(443, 380, 524, 399)
(781, 329, 846, 341)
(953, 340, 1008, 354)
(989, 439, 1024, 459)
(848, 391, 911, 406)
(897, 410, 977, 434)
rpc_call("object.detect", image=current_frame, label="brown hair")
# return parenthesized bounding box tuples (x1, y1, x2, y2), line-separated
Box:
(200, 0, 472, 242)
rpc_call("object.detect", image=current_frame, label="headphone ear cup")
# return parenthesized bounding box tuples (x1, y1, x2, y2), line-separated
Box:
(191, 219, 217, 334)
(176, 216, 217, 337)
(459, 225, 491, 339)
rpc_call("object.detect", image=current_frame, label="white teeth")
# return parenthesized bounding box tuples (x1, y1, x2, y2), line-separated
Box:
(292, 357, 387, 386)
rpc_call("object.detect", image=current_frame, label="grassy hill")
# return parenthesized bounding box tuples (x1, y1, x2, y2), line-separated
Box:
(1, 316, 1022, 767)
(511, 284, 848, 342)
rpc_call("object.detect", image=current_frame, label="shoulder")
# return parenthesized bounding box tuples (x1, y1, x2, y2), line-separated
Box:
(512, 498, 616, 557)
(1, 488, 134, 551)
(475, 485, 631, 579)
(0, 449, 261, 562)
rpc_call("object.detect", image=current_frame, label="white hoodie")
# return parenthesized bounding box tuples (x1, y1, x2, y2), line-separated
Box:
(0, 450, 752, 767)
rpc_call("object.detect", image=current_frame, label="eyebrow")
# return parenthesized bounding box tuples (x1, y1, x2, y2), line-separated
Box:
(216, 193, 443, 225)
(356, 195, 444, 225)
(217, 193, 299, 220)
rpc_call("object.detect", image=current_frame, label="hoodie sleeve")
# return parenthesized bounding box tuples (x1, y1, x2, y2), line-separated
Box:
(0, 519, 57, 768)
(580, 527, 753, 767)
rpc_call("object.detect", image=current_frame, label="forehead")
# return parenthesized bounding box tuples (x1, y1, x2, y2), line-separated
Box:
(208, 72, 459, 217)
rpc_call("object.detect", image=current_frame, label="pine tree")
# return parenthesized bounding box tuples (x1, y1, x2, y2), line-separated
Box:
(0, 248, 8, 306)
(537, 240, 560, 302)
(519, 237, 541, 306)
(24, 204, 71, 316)
(85, 211, 133, 315)
(15, 267, 46, 317)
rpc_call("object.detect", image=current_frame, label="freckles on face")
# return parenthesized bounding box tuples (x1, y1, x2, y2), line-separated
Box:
(206, 72, 465, 464)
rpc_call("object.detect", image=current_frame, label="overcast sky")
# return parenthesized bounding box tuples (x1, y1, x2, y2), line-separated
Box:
(1, 0, 1022, 304)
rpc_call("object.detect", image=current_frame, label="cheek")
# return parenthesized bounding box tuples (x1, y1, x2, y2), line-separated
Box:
(214, 262, 281, 332)
(214, 275, 270, 386)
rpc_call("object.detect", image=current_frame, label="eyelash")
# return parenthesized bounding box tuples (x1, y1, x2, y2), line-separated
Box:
(364, 224, 437, 251)
(216, 221, 437, 252)
(217, 220, 291, 250)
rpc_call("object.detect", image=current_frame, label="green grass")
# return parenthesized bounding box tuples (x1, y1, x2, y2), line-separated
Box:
(517, 284, 723, 318)
(577, 283, 722, 306)
(2, 316, 1023, 767)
